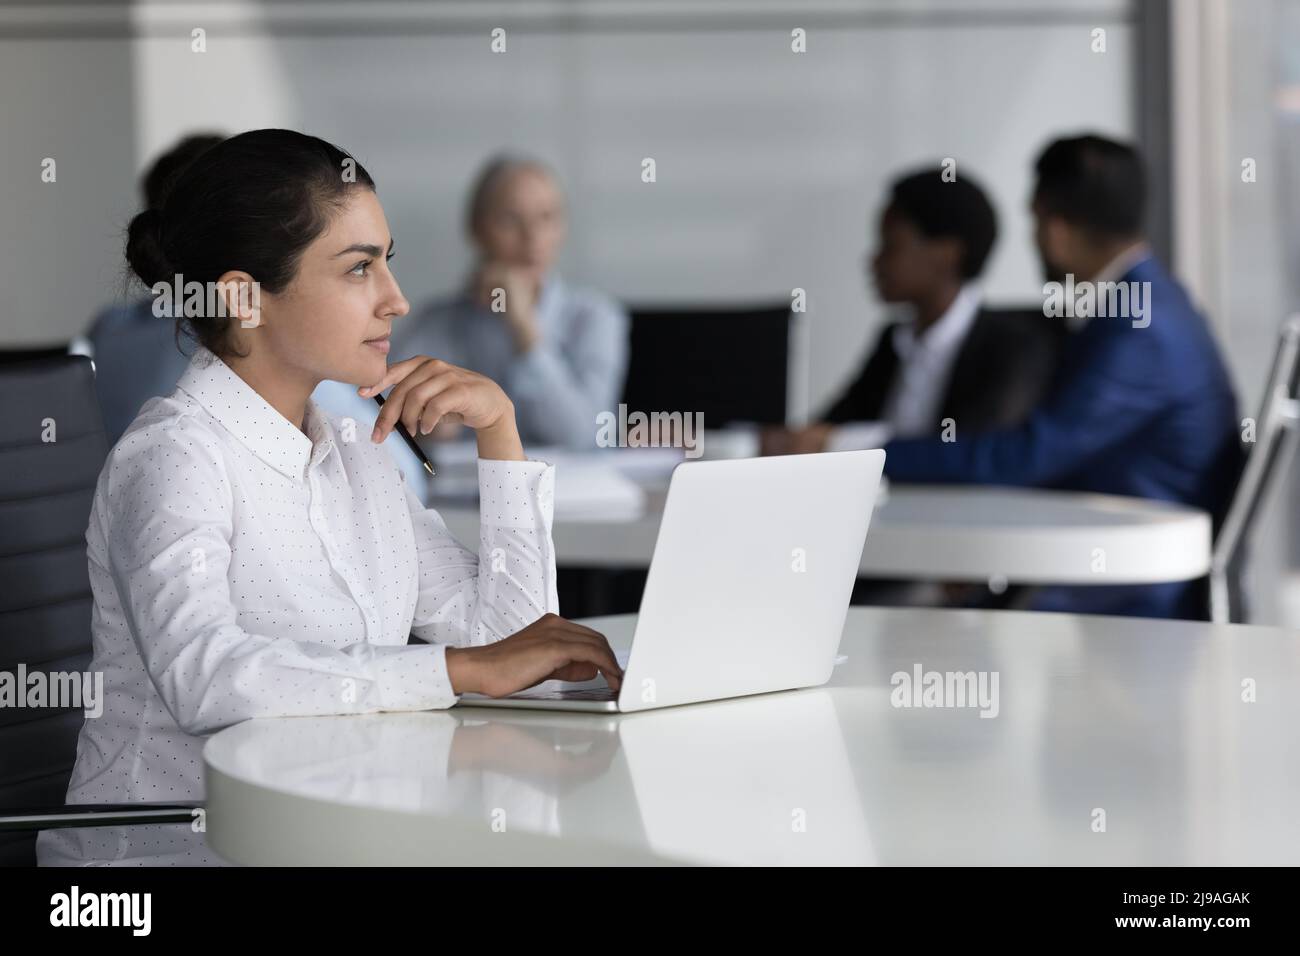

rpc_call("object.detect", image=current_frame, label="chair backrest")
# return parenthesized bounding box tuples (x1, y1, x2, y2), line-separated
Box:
(1210, 317, 1300, 622)
(0, 352, 108, 865)
(621, 302, 792, 428)
(0, 344, 76, 363)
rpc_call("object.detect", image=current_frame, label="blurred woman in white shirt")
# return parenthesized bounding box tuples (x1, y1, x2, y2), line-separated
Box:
(37, 129, 622, 866)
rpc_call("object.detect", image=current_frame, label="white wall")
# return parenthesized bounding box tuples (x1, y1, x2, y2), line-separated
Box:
(0, 12, 137, 344)
(4, 0, 1135, 420)
(1171, 0, 1297, 626)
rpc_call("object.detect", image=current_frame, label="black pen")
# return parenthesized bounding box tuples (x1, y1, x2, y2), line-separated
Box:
(373, 393, 435, 476)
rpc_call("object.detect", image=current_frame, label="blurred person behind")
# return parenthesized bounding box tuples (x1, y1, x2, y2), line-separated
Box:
(882, 135, 1244, 620)
(764, 166, 1063, 456)
(81, 133, 225, 444)
(389, 153, 629, 450)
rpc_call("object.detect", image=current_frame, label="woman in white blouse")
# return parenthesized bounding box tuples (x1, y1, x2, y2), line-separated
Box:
(37, 129, 622, 866)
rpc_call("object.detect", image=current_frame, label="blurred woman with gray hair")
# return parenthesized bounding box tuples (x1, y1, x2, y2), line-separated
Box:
(391, 154, 629, 450)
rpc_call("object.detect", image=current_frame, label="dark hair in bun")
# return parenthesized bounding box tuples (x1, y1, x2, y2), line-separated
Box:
(124, 128, 375, 359)
(125, 207, 173, 289)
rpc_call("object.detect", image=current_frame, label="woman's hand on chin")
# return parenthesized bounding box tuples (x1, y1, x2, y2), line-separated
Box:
(360, 356, 524, 460)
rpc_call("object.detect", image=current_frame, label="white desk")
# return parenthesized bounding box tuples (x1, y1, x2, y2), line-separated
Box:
(433, 485, 1211, 584)
(204, 607, 1300, 865)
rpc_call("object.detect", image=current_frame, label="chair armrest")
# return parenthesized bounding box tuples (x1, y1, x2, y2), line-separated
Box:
(0, 802, 203, 831)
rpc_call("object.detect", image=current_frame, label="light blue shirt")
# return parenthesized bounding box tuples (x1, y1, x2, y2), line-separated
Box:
(392, 273, 629, 450)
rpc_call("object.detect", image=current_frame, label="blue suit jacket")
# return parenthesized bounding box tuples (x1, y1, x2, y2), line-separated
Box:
(883, 255, 1243, 619)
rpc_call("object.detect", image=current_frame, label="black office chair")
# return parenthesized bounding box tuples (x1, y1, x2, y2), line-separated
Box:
(621, 302, 793, 427)
(1209, 317, 1300, 623)
(0, 349, 198, 865)
(0, 343, 75, 363)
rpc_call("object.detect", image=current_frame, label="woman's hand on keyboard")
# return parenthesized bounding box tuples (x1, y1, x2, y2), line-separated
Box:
(445, 613, 624, 698)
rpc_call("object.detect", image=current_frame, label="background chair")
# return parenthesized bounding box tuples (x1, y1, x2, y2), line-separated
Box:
(555, 302, 792, 619)
(0, 348, 198, 866)
(621, 302, 792, 427)
(1210, 317, 1300, 623)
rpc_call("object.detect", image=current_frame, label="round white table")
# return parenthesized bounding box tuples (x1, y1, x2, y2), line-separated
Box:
(432, 484, 1211, 584)
(204, 607, 1300, 866)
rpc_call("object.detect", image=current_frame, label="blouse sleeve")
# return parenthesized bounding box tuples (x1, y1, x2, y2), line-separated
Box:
(405, 457, 560, 646)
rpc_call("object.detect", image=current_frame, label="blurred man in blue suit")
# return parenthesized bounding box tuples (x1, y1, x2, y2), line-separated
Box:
(883, 134, 1243, 619)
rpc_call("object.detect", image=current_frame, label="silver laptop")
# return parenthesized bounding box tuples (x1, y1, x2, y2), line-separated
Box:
(457, 449, 884, 712)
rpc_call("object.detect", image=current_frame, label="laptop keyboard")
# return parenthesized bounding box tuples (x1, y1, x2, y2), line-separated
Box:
(509, 687, 619, 701)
